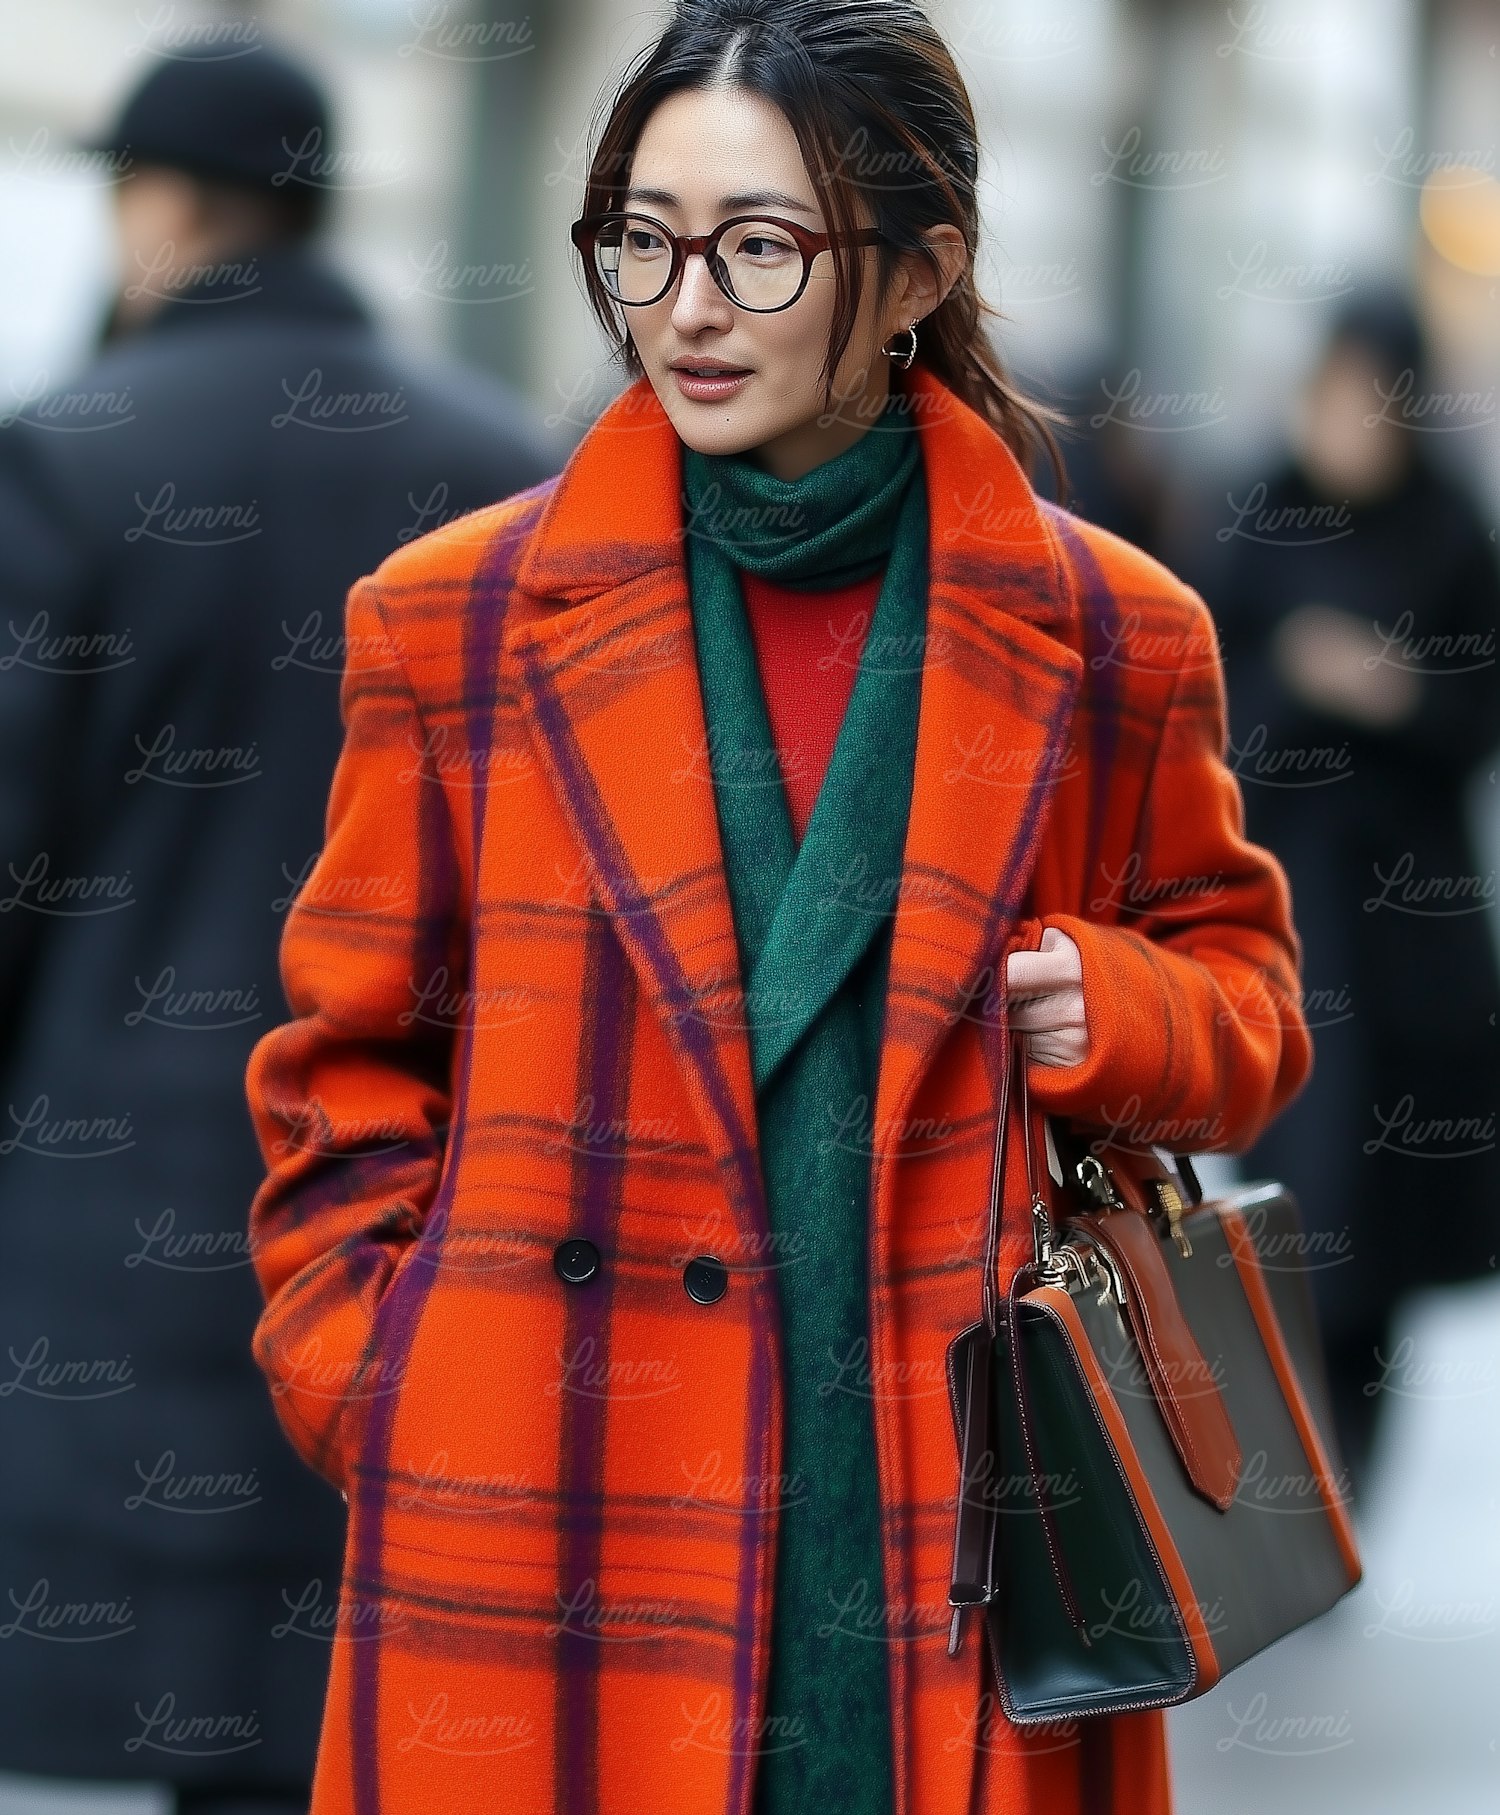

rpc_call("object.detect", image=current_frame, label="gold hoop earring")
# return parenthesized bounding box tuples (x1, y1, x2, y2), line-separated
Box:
(882, 318, 919, 370)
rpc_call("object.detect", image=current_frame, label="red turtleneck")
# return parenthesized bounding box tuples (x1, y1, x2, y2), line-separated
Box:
(738, 566, 883, 844)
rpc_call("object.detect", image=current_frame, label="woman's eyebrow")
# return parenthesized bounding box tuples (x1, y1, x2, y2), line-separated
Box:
(622, 185, 819, 214)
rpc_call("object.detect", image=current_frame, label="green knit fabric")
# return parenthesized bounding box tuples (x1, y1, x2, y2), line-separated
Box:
(680, 391, 928, 1815)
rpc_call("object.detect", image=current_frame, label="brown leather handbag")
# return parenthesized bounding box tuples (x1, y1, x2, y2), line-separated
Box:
(945, 1026, 1363, 1723)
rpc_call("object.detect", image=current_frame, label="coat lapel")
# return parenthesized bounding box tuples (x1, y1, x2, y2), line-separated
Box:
(500, 394, 766, 1234)
(869, 376, 1084, 1186)
(501, 367, 1082, 1250)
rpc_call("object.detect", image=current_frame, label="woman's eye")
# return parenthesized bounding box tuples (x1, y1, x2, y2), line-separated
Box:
(626, 230, 665, 255)
(740, 236, 794, 261)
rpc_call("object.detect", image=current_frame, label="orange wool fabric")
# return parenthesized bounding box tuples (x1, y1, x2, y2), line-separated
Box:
(739, 566, 878, 843)
(244, 362, 1313, 1815)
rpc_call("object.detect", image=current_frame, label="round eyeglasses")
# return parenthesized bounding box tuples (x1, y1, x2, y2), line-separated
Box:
(570, 210, 887, 314)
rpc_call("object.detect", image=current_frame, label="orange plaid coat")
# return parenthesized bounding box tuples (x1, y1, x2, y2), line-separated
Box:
(245, 363, 1312, 1815)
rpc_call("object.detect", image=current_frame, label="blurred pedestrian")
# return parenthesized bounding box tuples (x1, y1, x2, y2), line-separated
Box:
(1208, 286, 1500, 1497)
(0, 37, 565, 1815)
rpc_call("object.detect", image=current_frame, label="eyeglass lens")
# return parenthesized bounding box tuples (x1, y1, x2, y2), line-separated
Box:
(593, 215, 810, 310)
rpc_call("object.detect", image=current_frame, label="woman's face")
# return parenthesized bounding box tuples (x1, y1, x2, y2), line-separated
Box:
(618, 85, 962, 481)
(1295, 340, 1411, 501)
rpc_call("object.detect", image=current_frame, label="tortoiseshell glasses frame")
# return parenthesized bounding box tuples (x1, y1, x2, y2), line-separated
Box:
(570, 210, 888, 313)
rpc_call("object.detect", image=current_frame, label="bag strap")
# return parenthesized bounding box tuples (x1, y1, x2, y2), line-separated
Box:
(978, 1018, 1015, 1336)
(988, 1025, 1093, 1641)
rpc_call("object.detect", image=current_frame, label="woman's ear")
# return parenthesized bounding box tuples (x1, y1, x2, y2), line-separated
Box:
(892, 224, 968, 326)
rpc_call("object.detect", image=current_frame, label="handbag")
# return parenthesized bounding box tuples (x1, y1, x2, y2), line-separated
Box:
(945, 1024, 1363, 1724)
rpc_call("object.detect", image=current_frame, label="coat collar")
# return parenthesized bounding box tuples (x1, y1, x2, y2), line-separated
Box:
(502, 365, 1082, 1246)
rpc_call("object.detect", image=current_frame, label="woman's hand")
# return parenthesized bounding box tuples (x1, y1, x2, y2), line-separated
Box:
(1006, 924, 1090, 1068)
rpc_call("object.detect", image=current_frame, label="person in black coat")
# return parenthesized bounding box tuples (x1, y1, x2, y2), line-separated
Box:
(1203, 288, 1500, 1499)
(0, 42, 567, 1815)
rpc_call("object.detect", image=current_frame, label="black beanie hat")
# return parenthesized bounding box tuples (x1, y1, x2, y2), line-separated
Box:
(1325, 283, 1429, 392)
(82, 38, 332, 196)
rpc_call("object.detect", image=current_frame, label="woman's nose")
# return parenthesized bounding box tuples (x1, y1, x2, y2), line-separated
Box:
(670, 250, 735, 329)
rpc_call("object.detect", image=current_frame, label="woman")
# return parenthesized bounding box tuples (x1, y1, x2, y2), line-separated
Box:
(244, 5, 1311, 1813)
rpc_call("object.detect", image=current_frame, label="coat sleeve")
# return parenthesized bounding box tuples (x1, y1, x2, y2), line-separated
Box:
(1026, 590, 1313, 1155)
(244, 573, 464, 1495)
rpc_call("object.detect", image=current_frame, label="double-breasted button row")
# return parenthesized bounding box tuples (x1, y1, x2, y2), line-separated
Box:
(551, 1239, 728, 1304)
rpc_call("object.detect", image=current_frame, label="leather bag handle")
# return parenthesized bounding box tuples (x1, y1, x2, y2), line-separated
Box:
(947, 1018, 1086, 1652)
(994, 1025, 1092, 1638)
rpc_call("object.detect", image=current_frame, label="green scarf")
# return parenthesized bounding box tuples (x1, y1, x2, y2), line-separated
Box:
(681, 390, 928, 1815)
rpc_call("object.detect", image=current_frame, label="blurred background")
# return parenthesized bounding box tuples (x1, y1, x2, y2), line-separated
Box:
(5, 0, 1498, 500)
(0, 2, 1496, 1811)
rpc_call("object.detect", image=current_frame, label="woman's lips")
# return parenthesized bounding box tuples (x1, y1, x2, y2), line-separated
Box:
(672, 367, 752, 402)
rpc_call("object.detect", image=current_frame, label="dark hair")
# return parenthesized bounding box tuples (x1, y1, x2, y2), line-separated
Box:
(1325, 283, 1428, 394)
(574, 0, 1068, 490)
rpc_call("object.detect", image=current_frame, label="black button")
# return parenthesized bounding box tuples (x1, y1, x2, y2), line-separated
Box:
(683, 1254, 728, 1305)
(553, 1238, 600, 1285)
